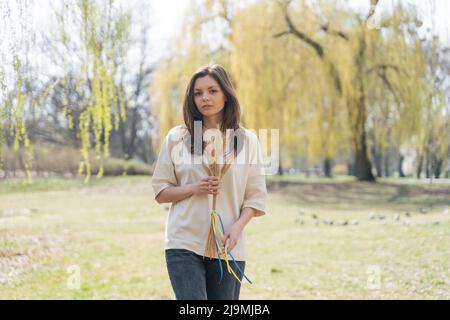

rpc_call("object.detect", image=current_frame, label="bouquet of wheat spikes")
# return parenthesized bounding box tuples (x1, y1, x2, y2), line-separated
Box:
(202, 133, 252, 284)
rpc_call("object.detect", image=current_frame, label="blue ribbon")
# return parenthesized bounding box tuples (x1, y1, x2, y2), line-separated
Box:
(215, 211, 253, 285)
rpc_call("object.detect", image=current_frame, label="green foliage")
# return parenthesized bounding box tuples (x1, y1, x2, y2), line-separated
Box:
(76, 0, 128, 182)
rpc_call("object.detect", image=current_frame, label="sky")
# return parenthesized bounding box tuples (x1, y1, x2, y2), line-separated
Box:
(145, 0, 191, 63)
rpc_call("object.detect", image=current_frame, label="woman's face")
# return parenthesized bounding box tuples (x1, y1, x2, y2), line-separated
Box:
(193, 75, 227, 121)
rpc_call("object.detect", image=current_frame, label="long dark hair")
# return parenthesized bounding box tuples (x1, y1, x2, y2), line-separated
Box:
(182, 64, 244, 157)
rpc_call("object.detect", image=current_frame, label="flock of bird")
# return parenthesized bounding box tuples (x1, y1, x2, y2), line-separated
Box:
(294, 208, 448, 227)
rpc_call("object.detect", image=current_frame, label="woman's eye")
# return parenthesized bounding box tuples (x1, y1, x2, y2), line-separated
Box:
(195, 90, 216, 96)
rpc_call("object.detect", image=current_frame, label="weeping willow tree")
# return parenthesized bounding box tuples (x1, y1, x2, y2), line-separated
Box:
(363, 4, 426, 177)
(0, 0, 36, 183)
(230, 1, 323, 172)
(300, 58, 350, 176)
(276, 0, 437, 181)
(72, 0, 130, 181)
(363, 2, 449, 179)
(412, 35, 450, 179)
(1, 0, 131, 182)
(277, 0, 380, 181)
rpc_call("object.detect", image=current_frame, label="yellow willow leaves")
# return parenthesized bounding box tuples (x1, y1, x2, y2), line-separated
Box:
(78, 110, 92, 179)
(230, 2, 302, 166)
(12, 56, 33, 183)
(78, 63, 117, 182)
(76, 0, 126, 182)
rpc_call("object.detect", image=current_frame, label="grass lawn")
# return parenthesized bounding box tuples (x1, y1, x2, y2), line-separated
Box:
(0, 175, 449, 299)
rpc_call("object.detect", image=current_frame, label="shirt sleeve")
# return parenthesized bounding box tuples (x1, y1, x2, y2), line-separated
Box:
(152, 132, 179, 201)
(241, 134, 267, 217)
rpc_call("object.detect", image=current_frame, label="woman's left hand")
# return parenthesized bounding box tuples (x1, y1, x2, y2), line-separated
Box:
(222, 222, 243, 252)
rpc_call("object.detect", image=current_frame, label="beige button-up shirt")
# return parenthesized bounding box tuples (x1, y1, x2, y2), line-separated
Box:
(151, 124, 267, 261)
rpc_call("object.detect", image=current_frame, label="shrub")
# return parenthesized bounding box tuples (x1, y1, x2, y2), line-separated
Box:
(0, 142, 152, 178)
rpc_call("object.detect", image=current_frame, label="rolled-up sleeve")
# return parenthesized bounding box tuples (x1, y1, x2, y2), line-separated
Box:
(241, 135, 267, 217)
(152, 133, 178, 201)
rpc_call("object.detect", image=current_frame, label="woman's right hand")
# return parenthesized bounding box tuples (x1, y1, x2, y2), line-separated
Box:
(192, 176, 221, 195)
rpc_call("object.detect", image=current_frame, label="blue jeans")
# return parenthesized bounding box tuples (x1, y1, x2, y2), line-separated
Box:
(165, 248, 246, 300)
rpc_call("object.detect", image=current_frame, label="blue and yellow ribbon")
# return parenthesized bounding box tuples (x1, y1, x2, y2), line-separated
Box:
(205, 209, 252, 285)
(203, 134, 251, 284)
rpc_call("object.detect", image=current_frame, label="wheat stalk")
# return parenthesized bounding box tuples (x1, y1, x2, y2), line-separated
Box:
(202, 131, 253, 284)
(203, 134, 234, 258)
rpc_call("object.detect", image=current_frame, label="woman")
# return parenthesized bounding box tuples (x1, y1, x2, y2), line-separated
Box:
(152, 63, 267, 300)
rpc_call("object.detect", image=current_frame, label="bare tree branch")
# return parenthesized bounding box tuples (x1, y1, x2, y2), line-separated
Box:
(378, 71, 401, 106)
(366, 64, 400, 74)
(320, 24, 349, 41)
(274, 30, 292, 38)
(275, 1, 343, 93)
(283, 10, 324, 58)
(366, 0, 380, 22)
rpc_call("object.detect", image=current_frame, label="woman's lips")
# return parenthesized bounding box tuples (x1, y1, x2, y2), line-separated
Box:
(202, 105, 213, 109)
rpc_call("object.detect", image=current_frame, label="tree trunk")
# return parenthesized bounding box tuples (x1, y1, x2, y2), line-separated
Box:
(355, 143, 375, 181)
(353, 35, 375, 182)
(416, 151, 423, 179)
(277, 158, 284, 176)
(434, 157, 442, 179)
(383, 152, 390, 177)
(126, 107, 139, 159)
(372, 145, 382, 178)
(347, 159, 355, 176)
(352, 98, 375, 182)
(323, 157, 332, 177)
(425, 152, 431, 179)
(398, 154, 405, 177)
